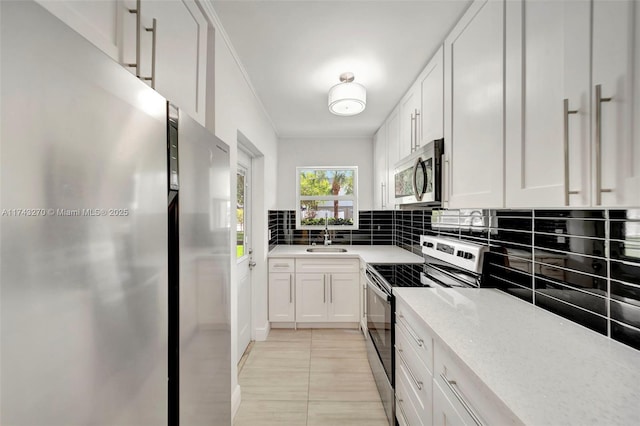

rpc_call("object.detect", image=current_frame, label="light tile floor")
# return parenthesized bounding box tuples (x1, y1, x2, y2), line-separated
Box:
(233, 328, 388, 426)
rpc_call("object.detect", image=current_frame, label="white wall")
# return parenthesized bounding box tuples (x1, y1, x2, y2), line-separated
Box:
(200, 1, 279, 417)
(277, 137, 374, 210)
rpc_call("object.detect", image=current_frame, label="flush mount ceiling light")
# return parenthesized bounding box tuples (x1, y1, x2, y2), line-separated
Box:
(328, 72, 366, 116)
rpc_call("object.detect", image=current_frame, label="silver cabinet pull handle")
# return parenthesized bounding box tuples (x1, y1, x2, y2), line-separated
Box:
(395, 346, 423, 390)
(142, 18, 157, 89)
(396, 398, 410, 426)
(595, 84, 613, 205)
(381, 182, 386, 208)
(398, 314, 424, 347)
(414, 109, 421, 150)
(563, 99, 579, 206)
(125, 0, 141, 77)
(323, 275, 326, 303)
(440, 373, 484, 426)
(273, 263, 289, 268)
(410, 113, 416, 152)
(444, 158, 450, 204)
(289, 274, 292, 303)
(330, 274, 333, 303)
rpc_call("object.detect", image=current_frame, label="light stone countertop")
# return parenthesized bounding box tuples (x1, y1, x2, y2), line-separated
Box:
(394, 287, 640, 425)
(268, 245, 424, 264)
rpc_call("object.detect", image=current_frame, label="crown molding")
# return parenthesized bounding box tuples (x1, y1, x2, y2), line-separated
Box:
(198, 0, 279, 136)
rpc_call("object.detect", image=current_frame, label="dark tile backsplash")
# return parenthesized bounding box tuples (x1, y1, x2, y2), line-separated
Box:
(268, 208, 640, 352)
(268, 210, 395, 248)
(430, 208, 640, 352)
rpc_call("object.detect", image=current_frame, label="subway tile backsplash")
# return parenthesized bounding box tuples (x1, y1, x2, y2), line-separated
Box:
(268, 208, 640, 351)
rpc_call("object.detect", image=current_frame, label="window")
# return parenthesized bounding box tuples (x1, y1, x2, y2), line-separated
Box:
(236, 169, 246, 258)
(296, 167, 358, 229)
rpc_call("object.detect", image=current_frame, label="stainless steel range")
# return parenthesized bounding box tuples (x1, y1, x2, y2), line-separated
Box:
(365, 236, 488, 426)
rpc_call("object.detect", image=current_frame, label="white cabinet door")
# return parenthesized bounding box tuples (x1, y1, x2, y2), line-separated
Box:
(373, 127, 388, 210)
(268, 273, 294, 322)
(140, 0, 207, 124)
(420, 46, 445, 145)
(387, 107, 401, 209)
(36, 0, 123, 61)
(505, 0, 591, 207)
(592, 0, 640, 206)
(359, 262, 367, 331)
(432, 382, 470, 426)
(295, 273, 327, 322)
(444, 0, 504, 208)
(400, 84, 422, 159)
(327, 273, 359, 322)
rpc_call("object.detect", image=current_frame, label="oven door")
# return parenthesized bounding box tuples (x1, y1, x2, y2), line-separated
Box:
(366, 271, 392, 382)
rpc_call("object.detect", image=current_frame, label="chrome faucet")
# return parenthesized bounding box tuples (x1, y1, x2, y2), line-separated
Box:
(323, 216, 332, 246)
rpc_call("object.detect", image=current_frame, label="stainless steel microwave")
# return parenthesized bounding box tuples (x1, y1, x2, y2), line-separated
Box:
(394, 139, 444, 205)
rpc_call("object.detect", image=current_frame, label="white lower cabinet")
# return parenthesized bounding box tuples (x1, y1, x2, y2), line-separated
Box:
(269, 257, 360, 325)
(268, 273, 294, 322)
(433, 342, 519, 426)
(395, 299, 434, 426)
(295, 273, 329, 322)
(397, 303, 520, 426)
(295, 258, 359, 323)
(328, 273, 360, 322)
(268, 259, 295, 322)
(359, 261, 367, 331)
(295, 272, 359, 323)
(432, 381, 470, 426)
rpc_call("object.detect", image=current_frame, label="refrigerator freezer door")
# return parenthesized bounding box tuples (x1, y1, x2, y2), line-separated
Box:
(178, 111, 231, 425)
(1, 1, 168, 424)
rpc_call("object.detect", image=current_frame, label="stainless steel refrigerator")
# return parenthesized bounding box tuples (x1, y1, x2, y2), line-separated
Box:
(0, 1, 231, 424)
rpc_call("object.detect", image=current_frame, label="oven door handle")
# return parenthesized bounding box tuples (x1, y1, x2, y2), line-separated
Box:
(367, 278, 391, 302)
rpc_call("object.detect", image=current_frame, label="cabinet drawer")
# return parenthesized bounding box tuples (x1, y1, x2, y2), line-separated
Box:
(395, 321, 433, 393)
(296, 258, 359, 273)
(269, 258, 295, 273)
(433, 380, 473, 426)
(396, 345, 433, 426)
(434, 342, 519, 425)
(396, 297, 435, 373)
(396, 370, 425, 426)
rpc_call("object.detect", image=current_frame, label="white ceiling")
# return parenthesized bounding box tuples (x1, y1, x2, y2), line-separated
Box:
(212, 0, 472, 138)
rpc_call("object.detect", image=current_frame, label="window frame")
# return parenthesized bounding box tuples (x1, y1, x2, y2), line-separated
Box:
(295, 166, 359, 230)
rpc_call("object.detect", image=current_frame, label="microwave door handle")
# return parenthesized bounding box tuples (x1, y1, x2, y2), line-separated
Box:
(413, 157, 425, 201)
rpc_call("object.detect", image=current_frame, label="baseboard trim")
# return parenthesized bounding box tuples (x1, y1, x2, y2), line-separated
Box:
(232, 384, 241, 419)
(254, 320, 271, 341)
(271, 322, 360, 329)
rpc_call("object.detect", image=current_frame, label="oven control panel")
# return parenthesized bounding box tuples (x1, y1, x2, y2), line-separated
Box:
(420, 235, 487, 274)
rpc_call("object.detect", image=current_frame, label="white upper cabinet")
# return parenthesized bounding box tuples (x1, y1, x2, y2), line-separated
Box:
(36, 0, 123, 62)
(444, 0, 505, 208)
(373, 126, 389, 210)
(136, 0, 208, 124)
(386, 106, 401, 208)
(505, 0, 639, 208)
(419, 46, 444, 145)
(505, 0, 591, 207)
(399, 83, 422, 159)
(40, 0, 208, 125)
(400, 46, 445, 161)
(592, 0, 640, 207)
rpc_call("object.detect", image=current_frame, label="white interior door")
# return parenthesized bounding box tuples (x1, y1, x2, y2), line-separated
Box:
(236, 149, 252, 363)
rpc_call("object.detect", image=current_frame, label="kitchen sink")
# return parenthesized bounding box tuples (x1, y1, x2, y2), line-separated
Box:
(306, 247, 348, 253)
